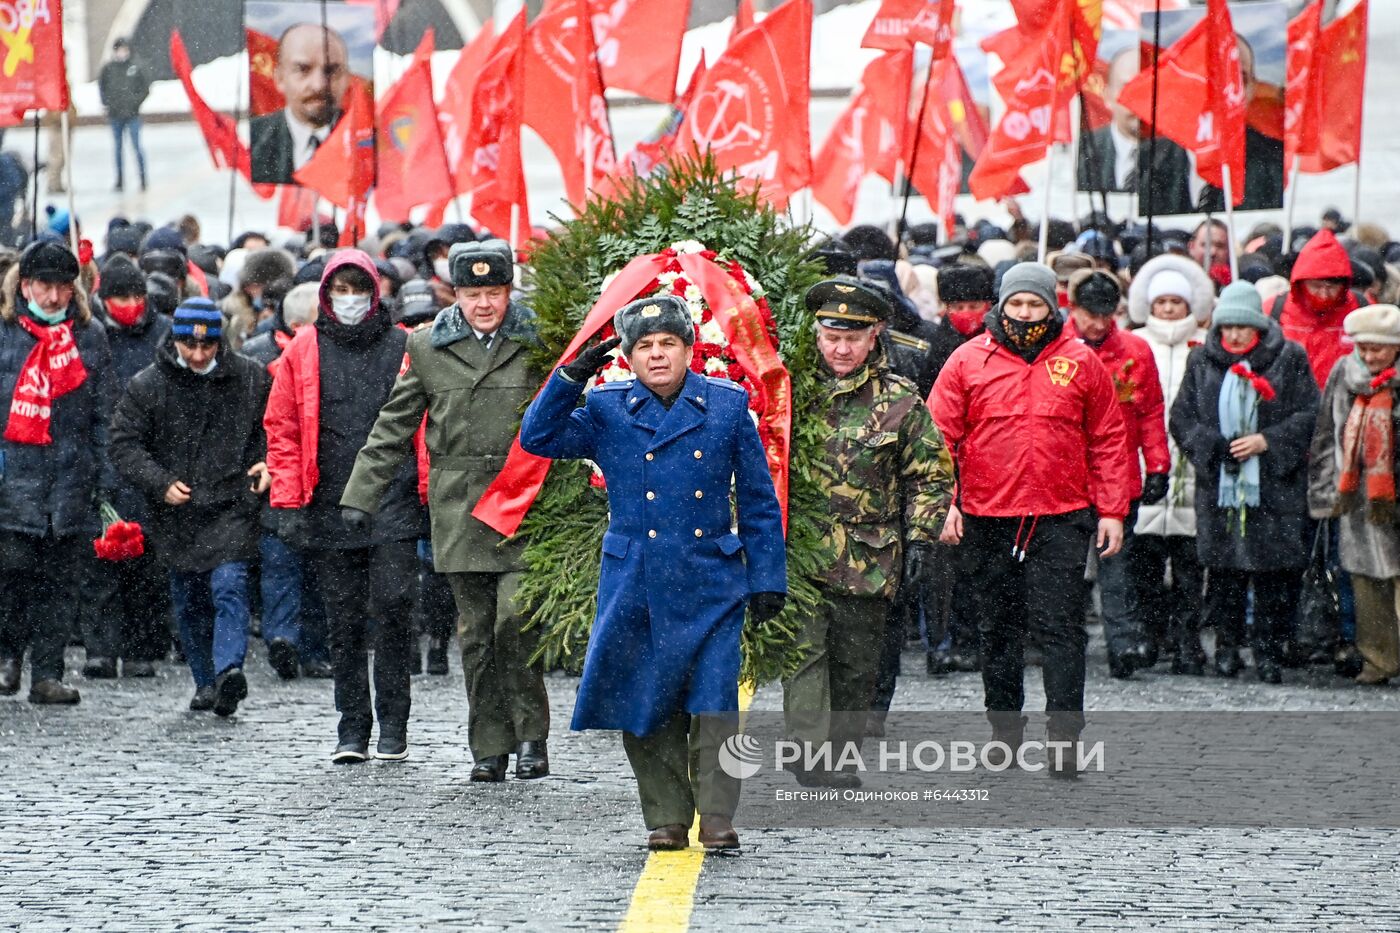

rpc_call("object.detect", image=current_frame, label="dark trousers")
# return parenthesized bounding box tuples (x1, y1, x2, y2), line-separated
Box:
(1129, 534, 1203, 654)
(258, 532, 329, 665)
(784, 594, 887, 749)
(110, 117, 147, 187)
(961, 511, 1093, 734)
(81, 548, 171, 662)
(1096, 502, 1142, 656)
(446, 571, 550, 759)
(0, 532, 80, 682)
(414, 554, 456, 643)
(622, 711, 740, 830)
(311, 542, 417, 742)
(1204, 567, 1301, 663)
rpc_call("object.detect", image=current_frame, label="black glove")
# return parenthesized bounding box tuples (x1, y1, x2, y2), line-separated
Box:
(903, 542, 936, 589)
(561, 336, 622, 382)
(341, 507, 371, 534)
(1140, 473, 1169, 506)
(748, 591, 786, 625)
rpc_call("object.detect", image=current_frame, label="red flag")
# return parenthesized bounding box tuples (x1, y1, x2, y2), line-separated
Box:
(464, 10, 530, 239)
(0, 0, 68, 114)
(1116, 0, 1245, 204)
(677, 0, 812, 209)
(589, 0, 691, 102)
(862, 0, 955, 55)
(339, 197, 367, 246)
(277, 186, 318, 230)
(572, 1, 617, 199)
(172, 31, 246, 174)
(609, 54, 707, 186)
(811, 51, 913, 226)
(907, 57, 965, 237)
(1284, 0, 1323, 169)
(293, 81, 376, 209)
(728, 0, 755, 46)
(525, 0, 614, 207)
(375, 31, 454, 222)
(968, 9, 1074, 202)
(1299, 0, 1367, 174)
(439, 20, 495, 191)
(246, 29, 284, 117)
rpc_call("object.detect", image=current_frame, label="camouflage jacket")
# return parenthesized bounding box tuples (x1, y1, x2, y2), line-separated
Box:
(815, 354, 954, 598)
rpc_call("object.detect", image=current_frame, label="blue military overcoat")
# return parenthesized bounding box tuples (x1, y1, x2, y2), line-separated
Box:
(520, 368, 787, 736)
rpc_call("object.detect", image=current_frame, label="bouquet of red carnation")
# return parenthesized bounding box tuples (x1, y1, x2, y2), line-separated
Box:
(93, 502, 145, 561)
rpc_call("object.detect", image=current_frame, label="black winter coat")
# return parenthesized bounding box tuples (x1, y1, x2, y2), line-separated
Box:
(109, 340, 270, 572)
(926, 317, 975, 387)
(0, 302, 114, 538)
(1170, 321, 1320, 571)
(100, 303, 171, 523)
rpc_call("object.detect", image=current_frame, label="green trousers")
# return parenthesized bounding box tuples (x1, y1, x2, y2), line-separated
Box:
(446, 571, 550, 760)
(622, 712, 740, 830)
(783, 594, 888, 750)
(1351, 574, 1400, 679)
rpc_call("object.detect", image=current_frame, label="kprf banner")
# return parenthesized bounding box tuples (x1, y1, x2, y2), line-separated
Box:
(0, 0, 67, 113)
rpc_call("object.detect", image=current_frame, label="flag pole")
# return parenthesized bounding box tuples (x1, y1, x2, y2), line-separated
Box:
(60, 108, 77, 257)
(1222, 163, 1239, 282)
(1037, 144, 1055, 264)
(230, 0, 247, 246)
(30, 112, 39, 240)
(1284, 155, 1298, 250)
(1144, 0, 1163, 259)
(1353, 95, 1365, 228)
(899, 54, 937, 243)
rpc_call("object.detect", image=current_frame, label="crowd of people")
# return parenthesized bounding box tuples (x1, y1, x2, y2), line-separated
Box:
(0, 198, 1396, 848)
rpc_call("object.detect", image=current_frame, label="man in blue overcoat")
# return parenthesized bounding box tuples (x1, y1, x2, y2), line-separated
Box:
(520, 295, 787, 851)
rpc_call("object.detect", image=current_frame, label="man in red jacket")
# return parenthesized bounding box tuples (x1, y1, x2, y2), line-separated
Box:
(1273, 229, 1360, 389)
(929, 263, 1133, 774)
(1064, 270, 1171, 678)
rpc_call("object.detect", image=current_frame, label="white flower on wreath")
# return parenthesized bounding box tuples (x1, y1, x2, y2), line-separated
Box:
(698, 318, 726, 344)
(670, 240, 708, 255)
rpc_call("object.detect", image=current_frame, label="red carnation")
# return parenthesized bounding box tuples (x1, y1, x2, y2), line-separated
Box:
(1371, 368, 1397, 390)
(78, 239, 94, 266)
(1229, 363, 1250, 379)
(1251, 374, 1276, 402)
(93, 516, 144, 562)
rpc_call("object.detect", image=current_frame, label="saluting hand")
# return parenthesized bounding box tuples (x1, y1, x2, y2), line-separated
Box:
(561, 336, 622, 382)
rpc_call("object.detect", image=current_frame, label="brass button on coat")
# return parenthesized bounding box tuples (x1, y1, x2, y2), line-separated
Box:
(648, 530, 657, 538)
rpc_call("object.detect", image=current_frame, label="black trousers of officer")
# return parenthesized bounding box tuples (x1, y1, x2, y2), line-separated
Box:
(81, 548, 171, 662)
(310, 542, 417, 741)
(0, 532, 81, 682)
(960, 510, 1093, 734)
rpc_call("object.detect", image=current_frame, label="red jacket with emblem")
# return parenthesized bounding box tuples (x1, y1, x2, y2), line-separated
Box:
(928, 329, 1134, 520)
(1064, 319, 1171, 499)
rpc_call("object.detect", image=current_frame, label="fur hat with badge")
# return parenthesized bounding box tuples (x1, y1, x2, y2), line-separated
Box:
(613, 295, 695, 354)
(1066, 269, 1122, 316)
(448, 239, 514, 288)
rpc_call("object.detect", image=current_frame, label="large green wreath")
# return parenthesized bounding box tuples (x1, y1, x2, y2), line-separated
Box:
(516, 156, 828, 687)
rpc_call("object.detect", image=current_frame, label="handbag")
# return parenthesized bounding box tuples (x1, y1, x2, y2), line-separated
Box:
(1295, 523, 1341, 660)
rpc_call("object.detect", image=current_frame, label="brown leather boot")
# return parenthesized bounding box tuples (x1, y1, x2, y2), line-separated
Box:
(697, 815, 740, 850)
(646, 824, 689, 851)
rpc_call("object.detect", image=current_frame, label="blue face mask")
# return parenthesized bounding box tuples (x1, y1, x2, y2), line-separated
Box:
(27, 300, 65, 325)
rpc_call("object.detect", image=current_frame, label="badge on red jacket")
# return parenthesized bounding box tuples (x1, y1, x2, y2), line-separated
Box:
(1045, 356, 1079, 387)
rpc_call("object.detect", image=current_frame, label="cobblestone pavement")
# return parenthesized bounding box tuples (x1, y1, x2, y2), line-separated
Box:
(4, 627, 1400, 931)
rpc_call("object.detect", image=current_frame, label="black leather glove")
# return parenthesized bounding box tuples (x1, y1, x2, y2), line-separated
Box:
(561, 336, 622, 382)
(1140, 472, 1169, 505)
(341, 507, 371, 535)
(748, 591, 786, 625)
(903, 542, 936, 589)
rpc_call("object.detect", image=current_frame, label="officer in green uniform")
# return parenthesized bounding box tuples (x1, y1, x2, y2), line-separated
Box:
(783, 277, 954, 788)
(341, 240, 551, 782)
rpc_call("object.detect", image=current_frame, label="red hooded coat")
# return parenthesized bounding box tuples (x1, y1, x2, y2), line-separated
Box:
(1276, 229, 1359, 389)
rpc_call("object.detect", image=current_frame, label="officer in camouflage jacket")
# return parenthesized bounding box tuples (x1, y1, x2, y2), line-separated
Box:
(783, 278, 953, 787)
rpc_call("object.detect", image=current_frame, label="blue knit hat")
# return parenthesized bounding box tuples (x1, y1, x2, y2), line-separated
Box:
(1212, 282, 1269, 330)
(172, 298, 223, 342)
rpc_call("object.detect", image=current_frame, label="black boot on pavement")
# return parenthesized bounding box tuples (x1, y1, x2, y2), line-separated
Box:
(189, 686, 216, 711)
(212, 667, 247, 717)
(29, 680, 80, 705)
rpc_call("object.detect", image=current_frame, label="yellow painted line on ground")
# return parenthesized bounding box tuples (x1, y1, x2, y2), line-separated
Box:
(617, 682, 757, 933)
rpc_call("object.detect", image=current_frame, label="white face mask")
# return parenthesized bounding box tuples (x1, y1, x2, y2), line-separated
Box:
(1144, 313, 1199, 346)
(433, 258, 451, 282)
(175, 353, 218, 376)
(331, 293, 372, 326)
